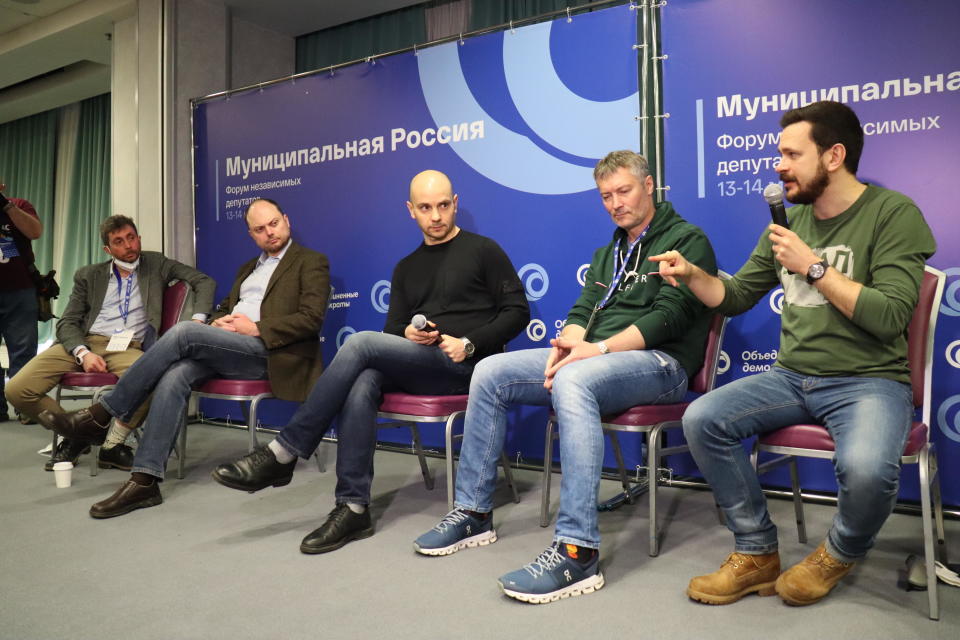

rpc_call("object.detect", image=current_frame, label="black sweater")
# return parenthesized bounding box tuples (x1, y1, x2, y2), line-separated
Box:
(384, 230, 530, 361)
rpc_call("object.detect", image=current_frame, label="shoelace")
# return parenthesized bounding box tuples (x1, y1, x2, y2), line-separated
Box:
(810, 548, 852, 569)
(433, 509, 469, 532)
(523, 545, 565, 578)
(722, 553, 751, 569)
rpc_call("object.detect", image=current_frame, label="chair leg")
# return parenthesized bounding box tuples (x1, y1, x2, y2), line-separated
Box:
(918, 446, 939, 620)
(788, 457, 807, 544)
(248, 397, 261, 452)
(929, 449, 948, 564)
(647, 425, 662, 557)
(607, 431, 633, 504)
(444, 413, 463, 512)
(177, 423, 187, 480)
(499, 451, 520, 504)
(409, 424, 434, 491)
(539, 418, 556, 528)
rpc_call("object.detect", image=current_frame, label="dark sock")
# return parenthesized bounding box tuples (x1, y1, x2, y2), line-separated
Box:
(463, 509, 489, 521)
(562, 543, 598, 565)
(88, 403, 112, 426)
(131, 472, 155, 486)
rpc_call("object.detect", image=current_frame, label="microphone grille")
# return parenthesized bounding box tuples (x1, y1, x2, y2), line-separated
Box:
(763, 182, 784, 205)
(411, 314, 427, 330)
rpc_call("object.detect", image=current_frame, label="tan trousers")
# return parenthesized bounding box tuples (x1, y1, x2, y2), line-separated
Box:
(6, 335, 150, 429)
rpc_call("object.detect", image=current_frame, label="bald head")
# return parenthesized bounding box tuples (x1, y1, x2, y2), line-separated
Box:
(407, 169, 459, 245)
(409, 170, 453, 202)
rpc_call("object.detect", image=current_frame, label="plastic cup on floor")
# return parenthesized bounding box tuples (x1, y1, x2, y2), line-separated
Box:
(52, 461, 73, 488)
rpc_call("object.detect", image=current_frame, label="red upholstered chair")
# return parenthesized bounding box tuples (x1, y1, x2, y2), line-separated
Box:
(177, 379, 275, 479)
(539, 311, 729, 557)
(375, 392, 520, 511)
(750, 266, 947, 620)
(52, 280, 190, 475)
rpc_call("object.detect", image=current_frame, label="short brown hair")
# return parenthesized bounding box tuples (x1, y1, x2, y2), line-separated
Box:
(99, 215, 139, 247)
(593, 150, 651, 183)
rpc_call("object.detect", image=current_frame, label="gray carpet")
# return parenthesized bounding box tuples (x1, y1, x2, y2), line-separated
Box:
(1, 416, 957, 640)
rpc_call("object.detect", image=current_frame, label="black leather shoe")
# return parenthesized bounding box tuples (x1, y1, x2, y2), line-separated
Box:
(211, 445, 296, 493)
(90, 479, 162, 519)
(37, 408, 110, 445)
(98, 444, 134, 471)
(44, 439, 91, 471)
(300, 504, 374, 554)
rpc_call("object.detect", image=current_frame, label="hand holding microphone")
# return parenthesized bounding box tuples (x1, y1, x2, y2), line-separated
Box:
(407, 313, 442, 345)
(763, 183, 790, 229)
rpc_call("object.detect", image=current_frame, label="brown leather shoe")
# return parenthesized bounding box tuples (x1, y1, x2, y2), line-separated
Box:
(90, 479, 162, 519)
(37, 408, 110, 445)
(776, 542, 854, 606)
(687, 551, 780, 605)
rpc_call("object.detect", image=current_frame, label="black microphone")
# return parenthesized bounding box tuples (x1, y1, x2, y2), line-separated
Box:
(763, 183, 790, 229)
(411, 314, 442, 339)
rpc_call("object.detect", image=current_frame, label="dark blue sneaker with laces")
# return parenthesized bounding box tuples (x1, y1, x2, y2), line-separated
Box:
(498, 543, 604, 603)
(413, 508, 497, 556)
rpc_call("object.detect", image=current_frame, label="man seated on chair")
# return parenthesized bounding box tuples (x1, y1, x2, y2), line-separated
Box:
(413, 150, 717, 604)
(211, 169, 530, 555)
(40, 199, 329, 518)
(651, 101, 937, 607)
(8, 214, 215, 472)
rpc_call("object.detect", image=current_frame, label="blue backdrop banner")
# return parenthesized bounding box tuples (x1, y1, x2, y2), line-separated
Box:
(662, 0, 960, 505)
(193, 5, 643, 467)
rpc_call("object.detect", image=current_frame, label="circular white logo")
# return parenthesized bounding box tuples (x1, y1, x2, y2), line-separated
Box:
(370, 280, 391, 313)
(526, 319, 547, 342)
(716, 350, 730, 375)
(576, 263, 590, 287)
(336, 326, 356, 348)
(940, 267, 960, 317)
(936, 395, 960, 444)
(518, 263, 550, 301)
(768, 287, 784, 315)
(946, 339, 960, 369)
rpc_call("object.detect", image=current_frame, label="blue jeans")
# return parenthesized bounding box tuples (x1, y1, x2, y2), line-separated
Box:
(101, 322, 269, 479)
(276, 331, 475, 504)
(683, 366, 913, 562)
(454, 348, 688, 549)
(0, 288, 38, 411)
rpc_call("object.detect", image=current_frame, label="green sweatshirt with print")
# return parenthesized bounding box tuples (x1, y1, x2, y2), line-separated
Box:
(716, 185, 936, 383)
(566, 201, 718, 378)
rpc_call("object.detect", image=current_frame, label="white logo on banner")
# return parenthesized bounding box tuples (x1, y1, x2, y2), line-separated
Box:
(336, 326, 356, 349)
(768, 287, 784, 315)
(716, 350, 731, 375)
(370, 280, 391, 313)
(518, 263, 550, 301)
(416, 20, 638, 195)
(526, 319, 547, 342)
(576, 263, 590, 287)
(937, 395, 960, 444)
(941, 267, 960, 317)
(946, 340, 960, 369)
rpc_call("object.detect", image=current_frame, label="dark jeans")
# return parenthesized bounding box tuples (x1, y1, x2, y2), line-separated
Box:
(0, 288, 38, 413)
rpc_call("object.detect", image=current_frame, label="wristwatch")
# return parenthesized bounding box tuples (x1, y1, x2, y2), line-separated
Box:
(597, 341, 609, 354)
(461, 337, 476, 358)
(806, 259, 829, 285)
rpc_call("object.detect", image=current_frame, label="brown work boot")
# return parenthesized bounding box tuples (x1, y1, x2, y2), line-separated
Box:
(687, 551, 780, 605)
(775, 541, 854, 606)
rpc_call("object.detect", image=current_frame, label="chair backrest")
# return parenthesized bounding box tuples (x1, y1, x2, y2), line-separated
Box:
(688, 269, 732, 395)
(160, 280, 190, 335)
(909, 266, 945, 424)
(689, 312, 729, 395)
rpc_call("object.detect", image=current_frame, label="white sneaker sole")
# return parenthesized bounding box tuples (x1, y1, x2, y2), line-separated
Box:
(414, 529, 497, 556)
(501, 572, 605, 604)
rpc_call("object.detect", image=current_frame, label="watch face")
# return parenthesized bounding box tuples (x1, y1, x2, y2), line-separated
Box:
(808, 262, 826, 282)
(464, 341, 475, 355)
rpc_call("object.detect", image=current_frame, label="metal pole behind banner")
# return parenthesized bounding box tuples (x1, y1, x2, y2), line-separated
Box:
(651, 1, 666, 196)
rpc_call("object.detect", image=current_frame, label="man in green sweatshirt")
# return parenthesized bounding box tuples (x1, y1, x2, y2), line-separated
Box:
(652, 101, 936, 607)
(414, 150, 717, 603)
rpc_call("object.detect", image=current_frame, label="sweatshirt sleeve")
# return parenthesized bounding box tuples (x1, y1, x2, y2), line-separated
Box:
(851, 201, 936, 341)
(462, 238, 530, 352)
(715, 228, 781, 317)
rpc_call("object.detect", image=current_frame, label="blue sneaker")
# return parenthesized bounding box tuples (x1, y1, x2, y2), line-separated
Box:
(498, 543, 604, 603)
(413, 508, 497, 556)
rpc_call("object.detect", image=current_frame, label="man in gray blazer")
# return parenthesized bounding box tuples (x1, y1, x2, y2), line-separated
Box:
(8, 215, 216, 471)
(41, 198, 330, 518)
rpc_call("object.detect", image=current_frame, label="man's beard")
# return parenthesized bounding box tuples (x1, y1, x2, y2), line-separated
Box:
(786, 162, 829, 205)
